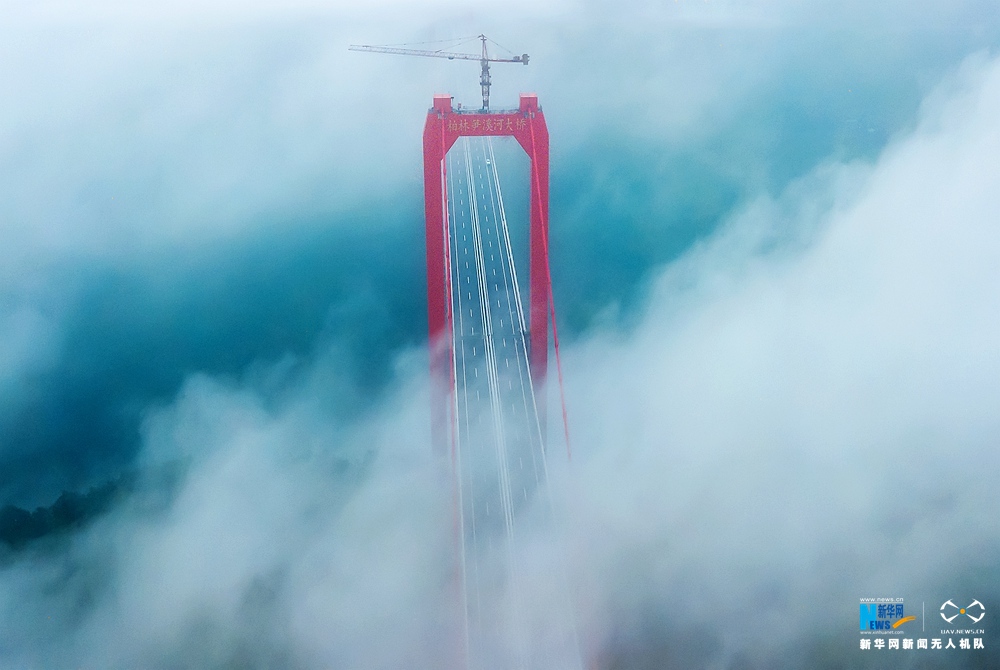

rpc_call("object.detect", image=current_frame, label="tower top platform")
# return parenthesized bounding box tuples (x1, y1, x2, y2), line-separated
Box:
(431, 93, 541, 116)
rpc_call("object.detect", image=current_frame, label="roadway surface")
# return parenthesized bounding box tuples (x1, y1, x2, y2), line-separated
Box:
(445, 136, 579, 670)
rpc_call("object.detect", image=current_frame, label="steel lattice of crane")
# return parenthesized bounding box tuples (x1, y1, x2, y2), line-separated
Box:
(349, 34, 529, 111)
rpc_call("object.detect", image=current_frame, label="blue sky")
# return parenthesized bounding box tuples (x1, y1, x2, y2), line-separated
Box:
(1, 1, 999, 667)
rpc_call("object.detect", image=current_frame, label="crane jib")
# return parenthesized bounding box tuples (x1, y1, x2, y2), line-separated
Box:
(348, 35, 529, 111)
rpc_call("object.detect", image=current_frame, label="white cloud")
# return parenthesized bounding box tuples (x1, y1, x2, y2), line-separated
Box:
(1, 5, 1000, 667)
(562, 50, 1000, 661)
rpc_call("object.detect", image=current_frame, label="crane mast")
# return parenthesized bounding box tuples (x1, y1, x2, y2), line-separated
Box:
(349, 34, 529, 111)
(478, 37, 491, 114)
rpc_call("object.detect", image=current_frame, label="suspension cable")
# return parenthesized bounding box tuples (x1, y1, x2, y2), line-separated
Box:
(527, 120, 573, 461)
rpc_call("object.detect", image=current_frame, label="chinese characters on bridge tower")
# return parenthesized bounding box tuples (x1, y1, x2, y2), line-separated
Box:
(447, 115, 528, 134)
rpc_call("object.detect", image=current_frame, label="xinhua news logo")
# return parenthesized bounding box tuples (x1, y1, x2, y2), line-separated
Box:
(860, 599, 915, 631)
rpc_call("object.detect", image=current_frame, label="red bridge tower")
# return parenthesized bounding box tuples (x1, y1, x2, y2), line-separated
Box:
(423, 93, 550, 452)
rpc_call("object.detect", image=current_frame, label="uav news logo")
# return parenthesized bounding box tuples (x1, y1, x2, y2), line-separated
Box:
(940, 600, 985, 625)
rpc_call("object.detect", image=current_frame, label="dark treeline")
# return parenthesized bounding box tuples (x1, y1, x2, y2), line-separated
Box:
(0, 476, 131, 549)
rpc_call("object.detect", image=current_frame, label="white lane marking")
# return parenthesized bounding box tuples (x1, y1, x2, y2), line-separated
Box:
(466, 139, 523, 601)
(445, 143, 474, 635)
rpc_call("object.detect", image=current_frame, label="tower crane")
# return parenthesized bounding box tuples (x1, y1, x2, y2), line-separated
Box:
(349, 35, 529, 112)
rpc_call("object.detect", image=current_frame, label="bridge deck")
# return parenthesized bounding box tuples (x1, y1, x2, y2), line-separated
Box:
(445, 136, 580, 670)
